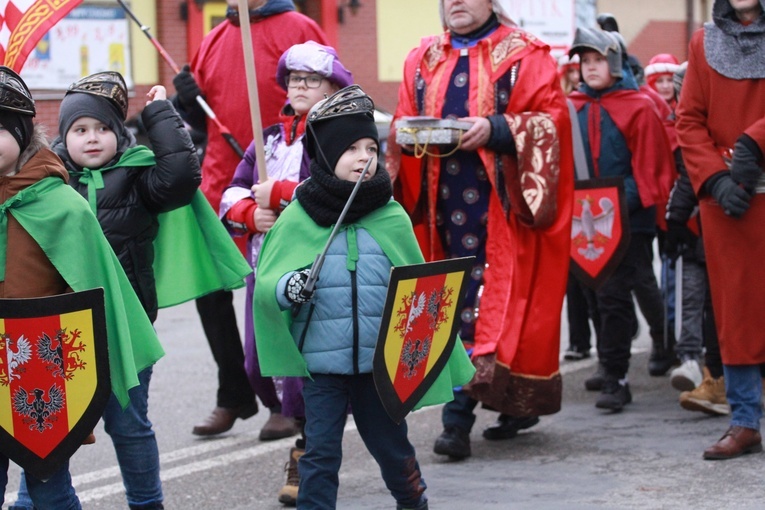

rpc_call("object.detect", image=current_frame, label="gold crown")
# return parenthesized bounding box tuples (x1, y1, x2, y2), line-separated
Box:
(307, 85, 374, 124)
(67, 71, 129, 119)
(0, 66, 35, 116)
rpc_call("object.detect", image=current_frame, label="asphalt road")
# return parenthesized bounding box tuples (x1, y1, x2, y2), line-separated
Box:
(3, 288, 764, 509)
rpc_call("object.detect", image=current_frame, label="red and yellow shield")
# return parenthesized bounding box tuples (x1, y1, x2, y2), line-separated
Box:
(570, 177, 630, 289)
(374, 257, 473, 423)
(0, 288, 109, 479)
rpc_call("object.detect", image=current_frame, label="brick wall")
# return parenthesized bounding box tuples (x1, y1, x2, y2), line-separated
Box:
(33, 0, 405, 138)
(157, 0, 189, 86)
(335, 0, 400, 113)
(628, 20, 694, 67)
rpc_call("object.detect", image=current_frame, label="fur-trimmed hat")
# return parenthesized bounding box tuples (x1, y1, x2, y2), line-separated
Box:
(0, 66, 35, 152)
(275, 41, 353, 92)
(645, 53, 681, 90)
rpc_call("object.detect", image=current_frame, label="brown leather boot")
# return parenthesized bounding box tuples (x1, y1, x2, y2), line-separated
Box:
(192, 402, 258, 436)
(703, 426, 763, 460)
(260, 410, 298, 441)
(277, 447, 304, 506)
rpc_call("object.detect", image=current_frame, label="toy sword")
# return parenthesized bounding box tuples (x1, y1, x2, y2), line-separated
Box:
(300, 157, 375, 300)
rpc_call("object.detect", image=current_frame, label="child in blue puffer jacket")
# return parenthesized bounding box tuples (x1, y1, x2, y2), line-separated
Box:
(253, 85, 474, 510)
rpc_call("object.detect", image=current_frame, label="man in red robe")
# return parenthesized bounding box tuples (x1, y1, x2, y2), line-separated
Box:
(676, 0, 765, 460)
(172, 0, 328, 437)
(386, 0, 573, 460)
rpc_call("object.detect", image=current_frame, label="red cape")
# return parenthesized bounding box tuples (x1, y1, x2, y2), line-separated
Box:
(569, 89, 675, 209)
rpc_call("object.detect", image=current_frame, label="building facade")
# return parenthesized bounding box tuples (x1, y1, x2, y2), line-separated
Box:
(28, 0, 712, 136)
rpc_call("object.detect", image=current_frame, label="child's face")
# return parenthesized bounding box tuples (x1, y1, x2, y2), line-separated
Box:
(286, 72, 338, 116)
(65, 117, 118, 169)
(565, 66, 581, 88)
(653, 75, 675, 102)
(334, 137, 378, 183)
(580, 50, 617, 91)
(0, 124, 20, 176)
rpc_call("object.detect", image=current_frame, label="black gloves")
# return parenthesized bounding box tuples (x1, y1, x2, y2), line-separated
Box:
(285, 269, 312, 304)
(664, 220, 697, 261)
(730, 134, 763, 193)
(173, 65, 202, 108)
(706, 172, 751, 218)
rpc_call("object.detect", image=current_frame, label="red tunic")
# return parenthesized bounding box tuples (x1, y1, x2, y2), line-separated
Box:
(676, 29, 765, 364)
(190, 13, 328, 213)
(387, 25, 574, 416)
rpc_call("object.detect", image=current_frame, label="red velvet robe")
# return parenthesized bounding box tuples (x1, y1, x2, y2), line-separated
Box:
(190, 13, 327, 214)
(386, 25, 574, 416)
(676, 29, 765, 365)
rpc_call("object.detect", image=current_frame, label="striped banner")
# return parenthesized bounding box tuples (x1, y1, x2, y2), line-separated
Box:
(1, 0, 83, 71)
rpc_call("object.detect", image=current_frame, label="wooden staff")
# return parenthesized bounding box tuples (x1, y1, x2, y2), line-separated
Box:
(237, 0, 268, 183)
(116, 0, 244, 158)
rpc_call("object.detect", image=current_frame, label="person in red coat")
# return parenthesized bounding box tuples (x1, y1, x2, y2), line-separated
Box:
(172, 0, 329, 438)
(386, 0, 573, 460)
(676, 0, 765, 460)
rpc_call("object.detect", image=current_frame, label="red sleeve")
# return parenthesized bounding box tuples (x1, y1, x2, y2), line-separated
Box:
(226, 198, 258, 233)
(386, 42, 429, 209)
(269, 180, 299, 210)
(745, 117, 765, 157)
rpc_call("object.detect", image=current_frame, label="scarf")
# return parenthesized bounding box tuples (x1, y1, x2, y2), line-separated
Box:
(296, 159, 393, 227)
(67, 146, 156, 213)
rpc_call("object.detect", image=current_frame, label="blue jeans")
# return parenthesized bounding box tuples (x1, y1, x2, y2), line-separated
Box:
(16, 367, 161, 510)
(103, 366, 163, 509)
(441, 389, 478, 433)
(12, 461, 80, 510)
(724, 365, 763, 431)
(300, 373, 427, 510)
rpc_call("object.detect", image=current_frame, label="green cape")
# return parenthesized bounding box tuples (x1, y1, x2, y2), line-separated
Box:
(71, 146, 252, 307)
(154, 190, 252, 307)
(253, 200, 475, 410)
(1, 177, 163, 408)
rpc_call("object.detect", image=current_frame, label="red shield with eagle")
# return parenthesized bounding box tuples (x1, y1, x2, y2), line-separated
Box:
(0, 288, 109, 479)
(570, 177, 630, 289)
(373, 257, 473, 424)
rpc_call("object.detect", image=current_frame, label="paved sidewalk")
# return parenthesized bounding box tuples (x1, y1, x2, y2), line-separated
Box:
(331, 351, 763, 510)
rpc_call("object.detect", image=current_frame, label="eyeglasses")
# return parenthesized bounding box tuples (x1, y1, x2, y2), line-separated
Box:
(286, 74, 325, 89)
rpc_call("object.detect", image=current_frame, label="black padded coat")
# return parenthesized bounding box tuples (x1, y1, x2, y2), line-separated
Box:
(52, 99, 202, 322)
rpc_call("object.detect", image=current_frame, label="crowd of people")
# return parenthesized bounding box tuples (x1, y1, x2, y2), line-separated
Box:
(1, 0, 764, 508)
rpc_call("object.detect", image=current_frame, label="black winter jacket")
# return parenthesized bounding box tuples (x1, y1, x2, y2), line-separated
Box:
(53, 99, 202, 322)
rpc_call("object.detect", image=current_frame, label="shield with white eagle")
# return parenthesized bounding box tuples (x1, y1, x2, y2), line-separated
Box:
(570, 177, 630, 289)
(373, 257, 473, 424)
(0, 288, 109, 479)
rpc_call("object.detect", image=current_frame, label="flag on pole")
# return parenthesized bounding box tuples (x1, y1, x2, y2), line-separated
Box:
(0, 0, 83, 72)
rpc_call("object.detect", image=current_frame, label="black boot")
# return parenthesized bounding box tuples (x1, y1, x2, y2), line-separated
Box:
(433, 426, 471, 459)
(648, 332, 678, 376)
